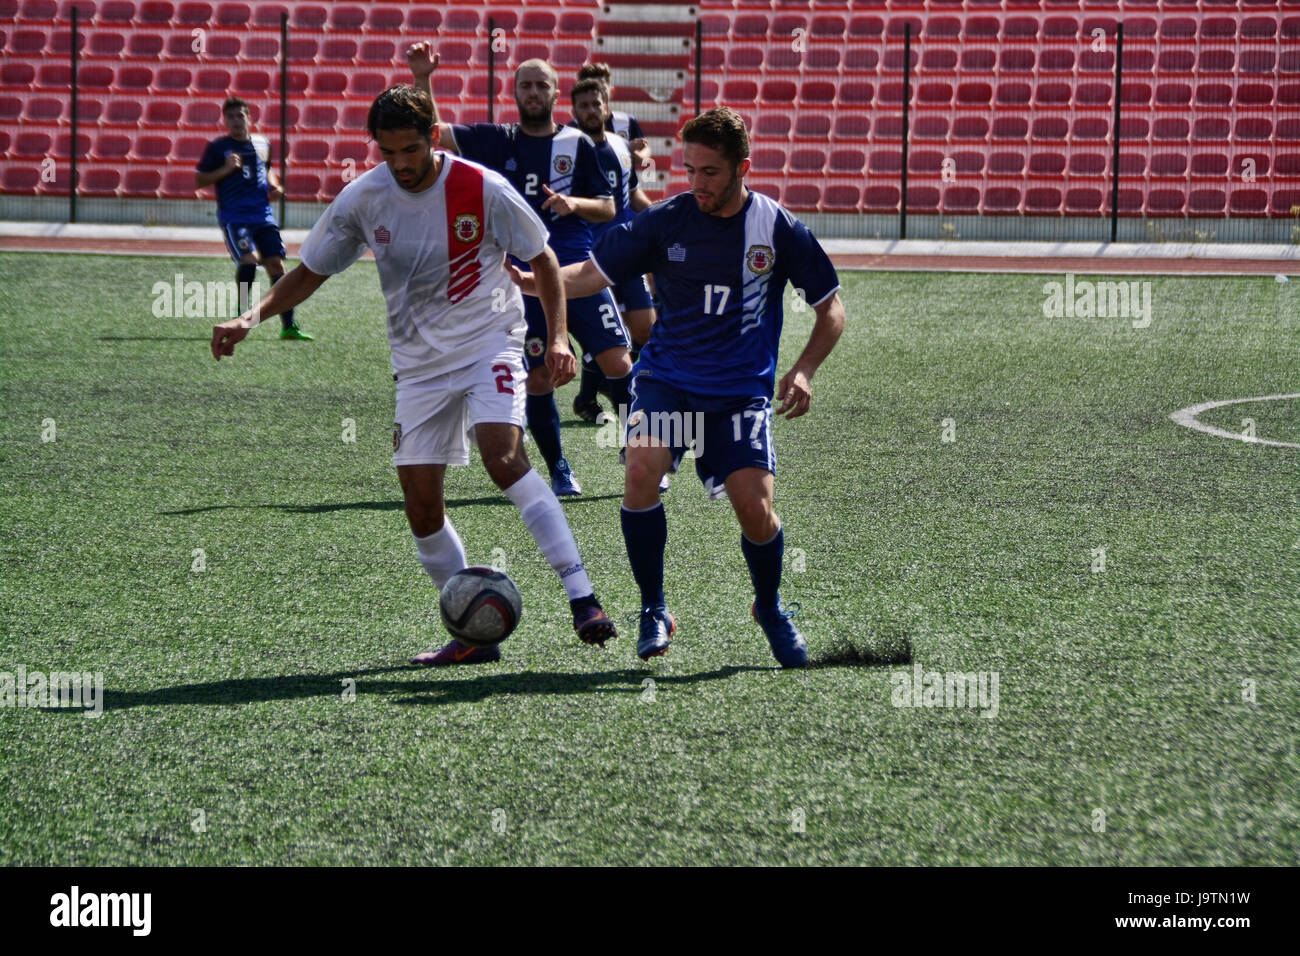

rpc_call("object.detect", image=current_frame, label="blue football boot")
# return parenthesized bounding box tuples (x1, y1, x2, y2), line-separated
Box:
(636, 605, 675, 661)
(752, 599, 807, 668)
(550, 457, 582, 496)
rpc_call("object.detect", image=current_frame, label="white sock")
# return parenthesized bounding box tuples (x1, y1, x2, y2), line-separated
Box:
(504, 469, 594, 601)
(413, 519, 468, 589)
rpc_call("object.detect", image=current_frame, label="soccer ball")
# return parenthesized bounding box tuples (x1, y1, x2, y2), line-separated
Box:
(439, 567, 523, 647)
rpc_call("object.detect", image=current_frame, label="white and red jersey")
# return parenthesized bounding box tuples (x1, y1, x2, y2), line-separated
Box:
(299, 153, 550, 382)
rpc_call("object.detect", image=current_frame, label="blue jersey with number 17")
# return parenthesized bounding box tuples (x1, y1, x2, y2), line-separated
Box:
(590, 190, 840, 398)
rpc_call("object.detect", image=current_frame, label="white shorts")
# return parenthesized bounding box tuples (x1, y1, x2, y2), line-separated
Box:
(392, 345, 527, 467)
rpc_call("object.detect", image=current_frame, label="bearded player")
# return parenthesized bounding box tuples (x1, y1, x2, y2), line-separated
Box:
(210, 86, 618, 665)
(408, 42, 634, 498)
(567, 77, 656, 427)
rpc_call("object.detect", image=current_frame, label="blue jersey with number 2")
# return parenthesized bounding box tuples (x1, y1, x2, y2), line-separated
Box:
(591, 191, 839, 397)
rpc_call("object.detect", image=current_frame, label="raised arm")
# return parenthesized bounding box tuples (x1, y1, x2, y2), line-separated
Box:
(776, 291, 846, 419)
(528, 246, 576, 387)
(508, 257, 612, 302)
(629, 188, 653, 213)
(211, 263, 328, 360)
(406, 41, 460, 152)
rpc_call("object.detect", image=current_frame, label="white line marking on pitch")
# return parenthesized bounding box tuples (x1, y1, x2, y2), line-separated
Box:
(1170, 393, 1300, 449)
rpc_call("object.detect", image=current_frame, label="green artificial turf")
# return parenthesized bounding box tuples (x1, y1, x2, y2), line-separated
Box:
(1, 253, 1296, 864)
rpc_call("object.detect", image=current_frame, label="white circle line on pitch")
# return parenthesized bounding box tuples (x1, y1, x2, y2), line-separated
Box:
(1169, 393, 1300, 450)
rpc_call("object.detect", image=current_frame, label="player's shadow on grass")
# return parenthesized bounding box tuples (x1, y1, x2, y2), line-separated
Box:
(97, 335, 218, 342)
(161, 493, 623, 517)
(388, 665, 762, 706)
(72, 664, 761, 713)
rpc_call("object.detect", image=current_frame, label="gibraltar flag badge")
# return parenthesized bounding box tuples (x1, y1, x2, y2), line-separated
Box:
(453, 213, 481, 244)
(745, 245, 775, 275)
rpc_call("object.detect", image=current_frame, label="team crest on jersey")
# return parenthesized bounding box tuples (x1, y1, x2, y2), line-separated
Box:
(553, 155, 573, 176)
(526, 337, 545, 358)
(392, 423, 402, 452)
(453, 214, 481, 244)
(746, 245, 776, 275)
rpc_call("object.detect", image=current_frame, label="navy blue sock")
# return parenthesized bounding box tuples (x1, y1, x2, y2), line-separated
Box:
(621, 503, 667, 608)
(235, 262, 257, 317)
(526, 391, 564, 474)
(270, 272, 295, 329)
(741, 526, 783, 613)
(606, 371, 633, 426)
(577, 357, 603, 404)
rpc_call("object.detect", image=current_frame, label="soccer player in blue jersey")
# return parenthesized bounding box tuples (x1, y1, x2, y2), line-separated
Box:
(407, 43, 634, 498)
(576, 63, 651, 170)
(568, 77, 657, 427)
(195, 97, 312, 341)
(511, 107, 847, 668)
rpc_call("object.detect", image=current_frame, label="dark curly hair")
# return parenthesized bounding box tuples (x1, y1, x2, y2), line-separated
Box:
(681, 107, 750, 167)
(367, 85, 435, 141)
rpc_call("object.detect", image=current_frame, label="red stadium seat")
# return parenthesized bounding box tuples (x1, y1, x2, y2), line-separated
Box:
(214, 2, 247, 26)
(80, 167, 120, 196)
(833, 115, 869, 140)
(367, 6, 402, 33)
(13, 130, 52, 158)
(162, 168, 198, 197)
(784, 183, 821, 211)
(25, 96, 62, 122)
(1024, 187, 1063, 214)
(123, 168, 161, 196)
(104, 100, 143, 125)
(176, 1, 210, 26)
(182, 100, 219, 129)
(138, 1, 172, 25)
(285, 172, 321, 201)
(862, 186, 899, 212)
(330, 4, 364, 32)
(133, 134, 170, 160)
(756, 114, 791, 139)
(823, 185, 860, 212)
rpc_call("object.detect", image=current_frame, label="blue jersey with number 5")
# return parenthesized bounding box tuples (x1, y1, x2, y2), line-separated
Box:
(591, 191, 839, 397)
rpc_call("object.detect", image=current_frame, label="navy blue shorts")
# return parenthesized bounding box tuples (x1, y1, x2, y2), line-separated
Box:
(222, 222, 286, 263)
(627, 375, 775, 496)
(523, 286, 628, 372)
(613, 275, 653, 314)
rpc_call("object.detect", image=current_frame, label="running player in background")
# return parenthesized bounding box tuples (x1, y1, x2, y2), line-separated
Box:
(576, 62, 652, 171)
(407, 42, 634, 498)
(195, 97, 312, 341)
(209, 86, 618, 665)
(510, 108, 846, 668)
(567, 78, 656, 426)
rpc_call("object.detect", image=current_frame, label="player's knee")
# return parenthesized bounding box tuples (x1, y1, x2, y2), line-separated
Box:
(481, 449, 529, 490)
(733, 494, 775, 536)
(526, 367, 552, 394)
(596, 348, 632, 379)
(624, 455, 664, 495)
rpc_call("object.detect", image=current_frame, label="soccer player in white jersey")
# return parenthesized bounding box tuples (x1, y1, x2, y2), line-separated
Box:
(511, 108, 846, 668)
(209, 86, 618, 665)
